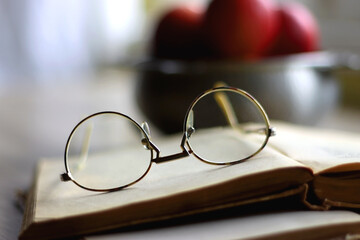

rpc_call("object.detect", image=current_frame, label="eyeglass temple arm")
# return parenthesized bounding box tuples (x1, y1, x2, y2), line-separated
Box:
(61, 122, 93, 182)
(214, 82, 239, 128)
(78, 123, 93, 168)
(213, 82, 275, 136)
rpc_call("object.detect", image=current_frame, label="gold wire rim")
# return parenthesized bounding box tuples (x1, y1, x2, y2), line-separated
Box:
(63, 111, 154, 192)
(182, 87, 271, 165)
(62, 86, 274, 192)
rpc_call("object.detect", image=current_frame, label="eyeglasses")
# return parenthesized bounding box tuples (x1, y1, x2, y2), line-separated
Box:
(61, 86, 276, 192)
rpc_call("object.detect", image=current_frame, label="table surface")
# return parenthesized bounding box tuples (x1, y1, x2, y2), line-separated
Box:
(1, 69, 359, 240)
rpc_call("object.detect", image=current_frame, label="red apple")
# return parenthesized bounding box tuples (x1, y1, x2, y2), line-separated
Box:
(151, 5, 209, 60)
(268, 2, 319, 56)
(204, 0, 278, 60)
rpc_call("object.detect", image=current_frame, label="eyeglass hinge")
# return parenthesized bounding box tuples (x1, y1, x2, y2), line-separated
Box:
(60, 173, 71, 182)
(269, 127, 276, 137)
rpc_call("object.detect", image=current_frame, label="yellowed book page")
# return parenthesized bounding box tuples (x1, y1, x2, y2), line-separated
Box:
(34, 132, 305, 222)
(86, 210, 360, 240)
(269, 122, 360, 173)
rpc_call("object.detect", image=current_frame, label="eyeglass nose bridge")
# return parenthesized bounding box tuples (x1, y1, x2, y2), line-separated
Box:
(151, 132, 191, 164)
(140, 121, 193, 164)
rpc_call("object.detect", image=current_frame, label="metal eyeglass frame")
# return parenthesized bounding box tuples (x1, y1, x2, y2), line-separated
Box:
(60, 86, 276, 192)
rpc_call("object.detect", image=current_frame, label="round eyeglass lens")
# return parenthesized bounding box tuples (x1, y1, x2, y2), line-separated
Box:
(66, 112, 152, 191)
(185, 89, 270, 164)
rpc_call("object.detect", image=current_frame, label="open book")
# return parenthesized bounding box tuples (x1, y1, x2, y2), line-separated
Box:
(19, 122, 360, 240)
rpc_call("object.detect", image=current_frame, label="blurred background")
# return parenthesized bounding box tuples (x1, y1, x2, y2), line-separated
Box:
(0, 0, 359, 83)
(0, 0, 359, 123)
(0, 0, 359, 239)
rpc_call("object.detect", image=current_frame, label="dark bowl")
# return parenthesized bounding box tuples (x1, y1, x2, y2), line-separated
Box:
(135, 52, 344, 133)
